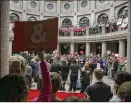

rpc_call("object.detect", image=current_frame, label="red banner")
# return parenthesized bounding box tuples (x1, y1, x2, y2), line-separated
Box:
(13, 18, 58, 52)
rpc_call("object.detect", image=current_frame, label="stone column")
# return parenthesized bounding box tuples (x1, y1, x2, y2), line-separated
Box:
(40, 0, 44, 20)
(9, 41, 12, 56)
(101, 42, 107, 57)
(119, 40, 125, 58)
(86, 42, 90, 56)
(0, 1, 10, 77)
(22, 1, 27, 21)
(57, 43, 59, 52)
(70, 42, 74, 54)
(73, 1, 77, 26)
(109, 1, 115, 19)
(57, 0, 61, 27)
(127, 0, 131, 73)
(90, 1, 95, 26)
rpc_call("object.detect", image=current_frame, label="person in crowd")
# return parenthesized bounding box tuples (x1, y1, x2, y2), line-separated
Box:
(60, 60, 69, 91)
(103, 58, 108, 76)
(80, 62, 92, 93)
(0, 52, 52, 102)
(34, 57, 40, 83)
(50, 58, 61, 74)
(98, 23, 102, 34)
(85, 68, 112, 102)
(105, 21, 110, 33)
(107, 58, 114, 79)
(25, 61, 32, 87)
(109, 71, 131, 102)
(50, 72, 62, 101)
(37, 56, 51, 90)
(110, 81, 131, 102)
(69, 59, 79, 91)
(9, 54, 27, 75)
(0, 74, 29, 102)
(112, 71, 131, 96)
(112, 58, 119, 80)
(33, 72, 62, 102)
(95, 24, 99, 34)
(36, 52, 52, 102)
(29, 58, 37, 82)
(116, 81, 131, 102)
(79, 57, 84, 68)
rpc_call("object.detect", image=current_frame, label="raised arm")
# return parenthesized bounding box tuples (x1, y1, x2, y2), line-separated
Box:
(37, 52, 52, 102)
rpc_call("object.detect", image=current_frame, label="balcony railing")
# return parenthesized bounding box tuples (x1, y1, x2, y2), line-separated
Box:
(9, 26, 128, 42)
(58, 29, 128, 42)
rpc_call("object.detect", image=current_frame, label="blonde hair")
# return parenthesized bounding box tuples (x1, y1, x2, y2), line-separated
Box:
(117, 81, 131, 96)
(94, 68, 104, 80)
(9, 55, 26, 75)
(117, 81, 131, 102)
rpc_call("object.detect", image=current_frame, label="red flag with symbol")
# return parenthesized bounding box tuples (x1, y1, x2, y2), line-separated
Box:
(13, 18, 58, 52)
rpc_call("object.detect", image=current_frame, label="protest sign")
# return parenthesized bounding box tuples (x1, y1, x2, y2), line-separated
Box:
(13, 18, 58, 52)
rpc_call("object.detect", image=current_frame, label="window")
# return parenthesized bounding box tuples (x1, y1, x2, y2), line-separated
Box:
(118, 6, 128, 19)
(30, 0, 37, 8)
(62, 19, 72, 28)
(99, 0, 105, 3)
(81, 1, 87, 8)
(28, 17, 37, 21)
(64, 3, 70, 10)
(97, 13, 108, 24)
(79, 17, 89, 27)
(12, 0, 19, 4)
(47, 4, 54, 10)
(9, 13, 20, 21)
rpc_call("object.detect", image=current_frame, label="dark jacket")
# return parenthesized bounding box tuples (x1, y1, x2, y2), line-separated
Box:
(70, 63, 79, 76)
(113, 60, 118, 71)
(81, 68, 92, 85)
(85, 82, 112, 102)
(50, 62, 60, 73)
(60, 65, 69, 77)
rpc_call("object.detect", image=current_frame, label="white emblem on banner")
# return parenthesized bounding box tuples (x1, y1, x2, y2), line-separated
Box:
(31, 24, 47, 43)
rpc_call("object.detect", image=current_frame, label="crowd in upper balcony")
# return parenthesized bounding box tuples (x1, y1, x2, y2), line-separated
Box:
(59, 6, 128, 36)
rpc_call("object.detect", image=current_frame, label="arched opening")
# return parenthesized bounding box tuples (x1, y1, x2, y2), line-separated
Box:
(79, 17, 89, 27)
(9, 13, 20, 21)
(97, 13, 108, 24)
(62, 18, 72, 28)
(28, 17, 37, 21)
(118, 6, 128, 19)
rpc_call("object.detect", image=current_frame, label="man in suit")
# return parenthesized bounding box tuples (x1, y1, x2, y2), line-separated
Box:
(50, 58, 61, 74)
(85, 68, 113, 102)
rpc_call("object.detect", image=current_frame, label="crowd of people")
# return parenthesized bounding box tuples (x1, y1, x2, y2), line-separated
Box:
(59, 17, 128, 37)
(0, 51, 131, 102)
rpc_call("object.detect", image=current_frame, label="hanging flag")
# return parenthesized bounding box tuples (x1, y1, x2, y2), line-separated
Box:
(13, 18, 58, 52)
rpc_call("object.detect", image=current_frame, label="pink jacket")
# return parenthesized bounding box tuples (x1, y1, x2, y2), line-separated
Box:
(37, 61, 52, 102)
